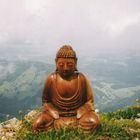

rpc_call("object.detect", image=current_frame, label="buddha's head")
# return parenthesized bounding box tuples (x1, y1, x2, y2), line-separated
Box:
(55, 45, 78, 78)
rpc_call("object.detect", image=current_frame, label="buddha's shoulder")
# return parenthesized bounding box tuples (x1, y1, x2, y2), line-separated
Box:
(46, 72, 56, 81)
(78, 72, 87, 81)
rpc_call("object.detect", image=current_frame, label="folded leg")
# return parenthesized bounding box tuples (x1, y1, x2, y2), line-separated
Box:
(78, 111, 100, 133)
(33, 112, 54, 132)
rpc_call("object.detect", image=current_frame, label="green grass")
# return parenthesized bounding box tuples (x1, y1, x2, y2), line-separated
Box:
(106, 106, 140, 120)
(16, 106, 140, 140)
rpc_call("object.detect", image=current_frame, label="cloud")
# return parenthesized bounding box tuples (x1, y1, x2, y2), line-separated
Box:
(0, 0, 140, 54)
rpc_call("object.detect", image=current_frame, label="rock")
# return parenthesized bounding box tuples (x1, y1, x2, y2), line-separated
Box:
(95, 109, 99, 113)
(0, 117, 21, 140)
(25, 110, 39, 118)
(137, 113, 140, 117)
(24, 110, 40, 122)
(0, 124, 2, 129)
(1, 136, 7, 140)
(0, 110, 40, 140)
(6, 132, 14, 137)
(133, 138, 140, 140)
(135, 118, 140, 124)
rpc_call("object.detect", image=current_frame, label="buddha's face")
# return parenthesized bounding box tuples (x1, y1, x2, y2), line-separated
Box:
(56, 58, 76, 78)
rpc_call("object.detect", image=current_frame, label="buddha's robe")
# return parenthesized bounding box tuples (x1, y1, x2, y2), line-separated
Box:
(33, 72, 100, 132)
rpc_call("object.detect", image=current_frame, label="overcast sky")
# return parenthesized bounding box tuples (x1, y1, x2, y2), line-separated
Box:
(0, 0, 140, 55)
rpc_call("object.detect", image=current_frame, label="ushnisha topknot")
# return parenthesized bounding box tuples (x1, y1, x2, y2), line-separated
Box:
(56, 45, 77, 60)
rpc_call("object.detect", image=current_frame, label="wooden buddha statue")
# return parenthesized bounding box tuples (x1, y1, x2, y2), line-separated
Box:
(33, 45, 100, 133)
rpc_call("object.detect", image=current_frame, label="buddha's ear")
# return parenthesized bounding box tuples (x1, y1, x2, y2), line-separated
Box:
(75, 68, 78, 71)
(55, 58, 57, 63)
(75, 60, 78, 71)
(75, 65, 78, 71)
(55, 59, 58, 72)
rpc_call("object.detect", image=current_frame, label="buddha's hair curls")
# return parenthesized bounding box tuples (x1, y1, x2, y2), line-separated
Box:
(55, 45, 77, 61)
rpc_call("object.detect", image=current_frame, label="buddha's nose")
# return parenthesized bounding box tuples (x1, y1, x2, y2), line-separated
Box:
(63, 65, 69, 71)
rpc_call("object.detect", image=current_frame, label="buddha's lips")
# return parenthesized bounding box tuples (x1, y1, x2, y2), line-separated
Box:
(63, 72, 70, 75)
(62, 73, 74, 79)
(61, 71, 73, 76)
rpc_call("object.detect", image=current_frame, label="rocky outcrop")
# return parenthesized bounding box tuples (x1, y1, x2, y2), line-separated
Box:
(0, 110, 39, 140)
(0, 118, 21, 140)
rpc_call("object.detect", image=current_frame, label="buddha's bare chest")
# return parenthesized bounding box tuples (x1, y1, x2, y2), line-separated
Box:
(56, 78, 78, 98)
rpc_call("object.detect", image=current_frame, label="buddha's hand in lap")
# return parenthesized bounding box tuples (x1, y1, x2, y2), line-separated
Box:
(77, 106, 88, 119)
(77, 104, 93, 119)
(42, 103, 59, 119)
(49, 110, 59, 119)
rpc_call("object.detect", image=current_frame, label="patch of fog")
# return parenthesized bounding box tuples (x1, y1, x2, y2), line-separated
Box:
(0, 65, 4, 73)
(0, 65, 38, 99)
(92, 58, 108, 63)
(94, 82, 139, 99)
(78, 57, 109, 69)
(0, 65, 6, 79)
(7, 63, 15, 74)
(0, 63, 15, 78)
(114, 86, 140, 98)
(17, 55, 28, 61)
(113, 61, 128, 67)
(137, 75, 140, 79)
(94, 82, 116, 100)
